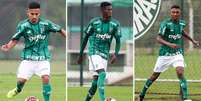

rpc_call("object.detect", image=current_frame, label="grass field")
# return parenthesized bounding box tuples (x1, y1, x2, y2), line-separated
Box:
(0, 60, 65, 101)
(68, 86, 133, 101)
(135, 49, 201, 101)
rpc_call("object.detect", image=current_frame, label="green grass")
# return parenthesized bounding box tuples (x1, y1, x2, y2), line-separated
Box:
(0, 60, 65, 101)
(135, 49, 201, 100)
(68, 86, 133, 101)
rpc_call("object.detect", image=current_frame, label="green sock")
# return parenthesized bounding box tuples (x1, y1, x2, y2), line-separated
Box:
(179, 78, 188, 99)
(43, 84, 51, 101)
(16, 81, 25, 93)
(85, 79, 98, 101)
(97, 72, 106, 101)
(140, 79, 153, 97)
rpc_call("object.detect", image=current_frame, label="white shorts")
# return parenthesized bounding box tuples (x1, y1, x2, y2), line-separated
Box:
(17, 60, 50, 80)
(154, 54, 186, 72)
(88, 55, 108, 76)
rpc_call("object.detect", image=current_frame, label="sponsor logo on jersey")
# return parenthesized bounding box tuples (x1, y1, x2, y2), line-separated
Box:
(134, 0, 161, 39)
(26, 56, 46, 60)
(168, 34, 182, 40)
(29, 35, 46, 42)
(96, 33, 111, 39)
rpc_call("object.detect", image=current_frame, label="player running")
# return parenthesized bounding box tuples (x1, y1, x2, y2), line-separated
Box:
(139, 5, 199, 101)
(77, 2, 121, 101)
(1, 2, 66, 101)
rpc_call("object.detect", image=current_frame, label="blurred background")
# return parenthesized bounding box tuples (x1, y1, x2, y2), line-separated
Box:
(67, 0, 133, 100)
(0, 0, 66, 101)
(135, 0, 201, 100)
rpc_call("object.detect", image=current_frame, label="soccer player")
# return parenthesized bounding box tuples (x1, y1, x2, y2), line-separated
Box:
(1, 2, 66, 101)
(139, 5, 199, 101)
(77, 2, 121, 101)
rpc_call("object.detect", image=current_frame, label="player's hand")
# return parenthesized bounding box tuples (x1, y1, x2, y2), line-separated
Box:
(1, 44, 9, 52)
(77, 56, 83, 64)
(169, 43, 180, 49)
(110, 54, 117, 64)
(193, 40, 199, 47)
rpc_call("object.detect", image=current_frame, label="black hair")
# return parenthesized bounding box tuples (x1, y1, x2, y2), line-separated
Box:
(171, 5, 180, 9)
(28, 1, 40, 9)
(100, 2, 112, 8)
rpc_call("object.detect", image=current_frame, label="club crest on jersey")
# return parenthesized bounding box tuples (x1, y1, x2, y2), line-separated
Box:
(134, 0, 161, 39)
(96, 33, 111, 39)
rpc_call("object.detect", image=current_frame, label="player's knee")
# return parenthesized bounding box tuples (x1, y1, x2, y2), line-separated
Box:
(149, 76, 157, 81)
(93, 75, 98, 80)
(150, 72, 160, 81)
(96, 69, 105, 74)
(176, 67, 184, 77)
(42, 75, 50, 84)
(18, 78, 27, 83)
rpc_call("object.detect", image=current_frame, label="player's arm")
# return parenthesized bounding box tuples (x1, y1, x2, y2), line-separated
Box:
(59, 29, 66, 38)
(77, 33, 90, 64)
(157, 35, 180, 49)
(114, 37, 121, 56)
(1, 23, 24, 52)
(1, 40, 18, 52)
(110, 36, 121, 64)
(48, 20, 67, 38)
(77, 21, 93, 64)
(182, 30, 199, 47)
(80, 34, 89, 56)
(110, 23, 121, 64)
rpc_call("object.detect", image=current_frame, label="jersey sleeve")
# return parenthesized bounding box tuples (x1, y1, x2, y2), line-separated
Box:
(84, 20, 93, 36)
(158, 21, 167, 36)
(48, 21, 62, 32)
(11, 23, 25, 41)
(180, 20, 186, 35)
(114, 22, 121, 56)
(114, 23, 121, 39)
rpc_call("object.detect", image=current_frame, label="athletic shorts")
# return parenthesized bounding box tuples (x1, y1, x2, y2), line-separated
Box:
(153, 54, 186, 72)
(17, 60, 50, 80)
(88, 55, 108, 76)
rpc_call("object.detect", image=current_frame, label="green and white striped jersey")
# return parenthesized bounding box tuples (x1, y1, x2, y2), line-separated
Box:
(83, 17, 121, 59)
(12, 18, 61, 61)
(158, 18, 186, 56)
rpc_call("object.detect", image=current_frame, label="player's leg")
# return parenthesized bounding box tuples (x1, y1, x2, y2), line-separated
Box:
(7, 78, 27, 98)
(85, 56, 99, 101)
(41, 75, 51, 101)
(88, 55, 107, 101)
(139, 56, 170, 101)
(96, 69, 106, 101)
(36, 61, 51, 101)
(173, 54, 190, 100)
(139, 72, 160, 101)
(176, 66, 189, 100)
(7, 60, 33, 98)
(85, 75, 98, 101)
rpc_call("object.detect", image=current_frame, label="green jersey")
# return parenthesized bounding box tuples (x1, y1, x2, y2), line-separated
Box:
(11, 18, 61, 61)
(81, 17, 121, 59)
(158, 18, 186, 56)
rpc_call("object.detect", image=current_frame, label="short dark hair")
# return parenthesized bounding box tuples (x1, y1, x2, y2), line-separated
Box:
(28, 1, 40, 9)
(171, 5, 180, 9)
(100, 2, 112, 8)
